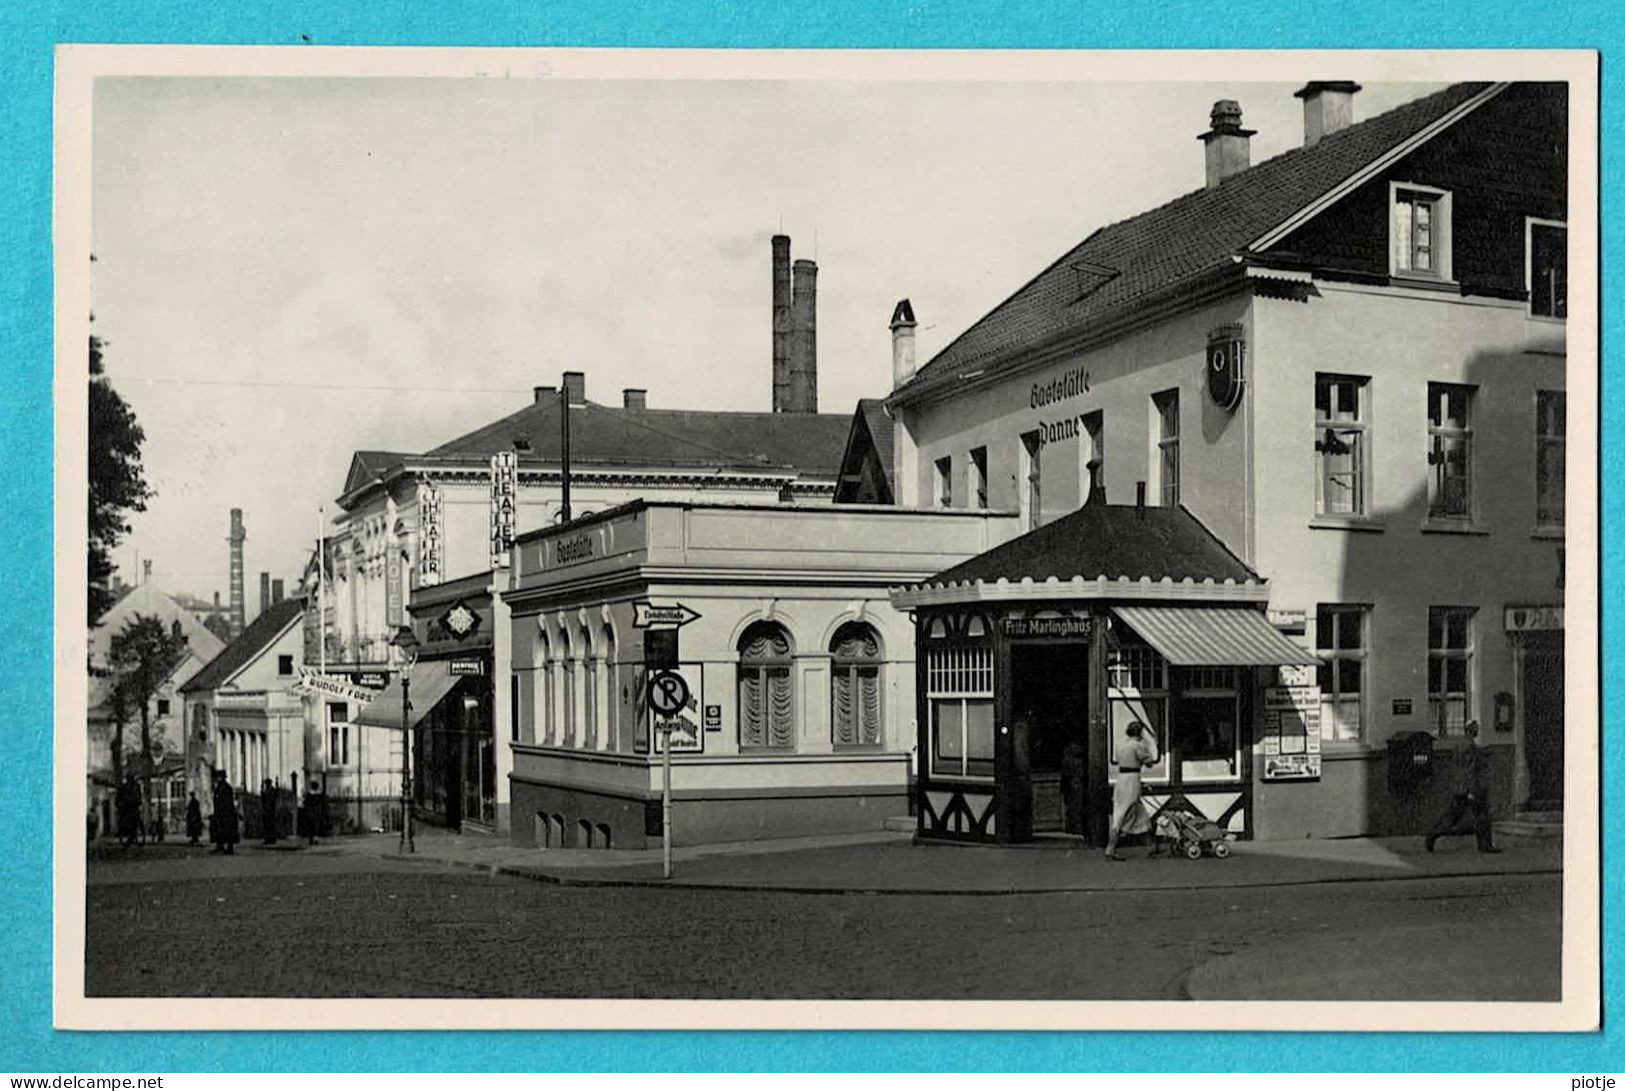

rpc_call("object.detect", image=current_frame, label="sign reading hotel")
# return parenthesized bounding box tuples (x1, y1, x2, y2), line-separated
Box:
(385, 550, 403, 628)
(1262, 683, 1322, 780)
(489, 452, 517, 570)
(418, 482, 444, 587)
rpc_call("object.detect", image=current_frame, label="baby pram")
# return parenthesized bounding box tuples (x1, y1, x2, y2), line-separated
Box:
(1153, 799, 1234, 859)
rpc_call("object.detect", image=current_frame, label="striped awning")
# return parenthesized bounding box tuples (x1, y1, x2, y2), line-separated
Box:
(353, 660, 460, 729)
(1110, 606, 1320, 667)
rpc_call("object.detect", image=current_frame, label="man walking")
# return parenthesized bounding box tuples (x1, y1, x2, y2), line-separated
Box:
(1426, 720, 1503, 854)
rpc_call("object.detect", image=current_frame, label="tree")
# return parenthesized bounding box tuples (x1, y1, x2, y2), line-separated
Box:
(88, 330, 152, 625)
(107, 615, 190, 818)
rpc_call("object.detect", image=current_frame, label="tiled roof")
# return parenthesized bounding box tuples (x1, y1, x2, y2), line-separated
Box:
(179, 598, 306, 695)
(907, 83, 1495, 386)
(342, 451, 411, 497)
(858, 399, 896, 482)
(424, 400, 853, 476)
(921, 503, 1260, 588)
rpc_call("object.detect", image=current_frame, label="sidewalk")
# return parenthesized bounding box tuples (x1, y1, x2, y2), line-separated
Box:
(355, 825, 1563, 896)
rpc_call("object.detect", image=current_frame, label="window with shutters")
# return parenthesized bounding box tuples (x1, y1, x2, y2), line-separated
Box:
(738, 622, 795, 750)
(830, 622, 883, 747)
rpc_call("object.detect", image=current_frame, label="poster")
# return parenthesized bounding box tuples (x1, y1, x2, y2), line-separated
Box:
(1262, 684, 1322, 780)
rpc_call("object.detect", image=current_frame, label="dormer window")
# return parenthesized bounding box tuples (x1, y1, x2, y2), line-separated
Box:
(1391, 183, 1452, 281)
(1527, 218, 1567, 319)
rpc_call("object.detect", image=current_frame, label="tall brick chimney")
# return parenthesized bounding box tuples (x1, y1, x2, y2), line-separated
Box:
(259, 571, 271, 619)
(272, 578, 284, 605)
(788, 258, 819, 413)
(1295, 81, 1361, 147)
(771, 235, 793, 412)
(227, 509, 246, 639)
(1199, 100, 1255, 189)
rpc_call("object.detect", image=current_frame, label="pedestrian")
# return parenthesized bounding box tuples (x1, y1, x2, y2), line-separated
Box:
(1425, 720, 1503, 854)
(115, 775, 140, 849)
(184, 792, 204, 845)
(212, 772, 240, 855)
(1105, 721, 1160, 861)
(261, 778, 279, 845)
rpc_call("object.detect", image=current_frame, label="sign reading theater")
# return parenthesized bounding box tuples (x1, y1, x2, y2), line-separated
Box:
(489, 451, 516, 570)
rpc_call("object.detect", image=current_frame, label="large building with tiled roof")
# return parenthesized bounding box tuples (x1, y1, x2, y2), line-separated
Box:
(881, 81, 1575, 843)
(306, 235, 857, 835)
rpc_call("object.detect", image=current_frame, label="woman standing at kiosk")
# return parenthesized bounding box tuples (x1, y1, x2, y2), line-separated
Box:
(1104, 722, 1159, 861)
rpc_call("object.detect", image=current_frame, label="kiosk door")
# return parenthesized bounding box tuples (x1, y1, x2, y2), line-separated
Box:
(1008, 642, 1090, 834)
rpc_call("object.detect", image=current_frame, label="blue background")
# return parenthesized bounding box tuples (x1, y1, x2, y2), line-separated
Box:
(1, 0, 1616, 1073)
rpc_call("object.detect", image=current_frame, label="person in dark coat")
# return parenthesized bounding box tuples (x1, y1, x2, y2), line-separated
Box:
(116, 775, 142, 849)
(1426, 721, 1503, 853)
(261, 779, 279, 845)
(184, 792, 204, 845)
(212, 773, 240, 854)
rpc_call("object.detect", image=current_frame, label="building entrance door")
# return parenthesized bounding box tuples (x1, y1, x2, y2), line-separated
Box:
(1522, 633, 1564, 809)
(1007, 641, 1090, 835)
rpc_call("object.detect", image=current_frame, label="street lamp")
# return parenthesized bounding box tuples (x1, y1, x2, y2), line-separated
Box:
(390, 624, 420, 854)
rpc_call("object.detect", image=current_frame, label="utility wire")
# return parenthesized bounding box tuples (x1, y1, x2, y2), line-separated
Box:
(111, 375, 538, 396)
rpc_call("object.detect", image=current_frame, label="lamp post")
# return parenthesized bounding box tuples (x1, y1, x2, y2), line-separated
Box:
(390, 624, 420, 854)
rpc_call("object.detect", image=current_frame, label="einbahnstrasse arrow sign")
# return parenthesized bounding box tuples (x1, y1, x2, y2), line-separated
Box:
(633, 601, 702, 629)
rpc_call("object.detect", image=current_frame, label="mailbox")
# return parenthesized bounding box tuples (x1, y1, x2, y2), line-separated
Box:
(1386, 730, 1436, 793)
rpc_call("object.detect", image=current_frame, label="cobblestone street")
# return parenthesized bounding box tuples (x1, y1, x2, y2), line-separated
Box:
(83, 841, 1561, 1000)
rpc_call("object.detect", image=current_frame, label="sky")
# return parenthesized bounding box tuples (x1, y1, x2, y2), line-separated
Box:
(89, 71, 1445, 602)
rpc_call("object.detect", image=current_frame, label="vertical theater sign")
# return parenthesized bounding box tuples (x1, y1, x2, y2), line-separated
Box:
(489, 452, 516, 570)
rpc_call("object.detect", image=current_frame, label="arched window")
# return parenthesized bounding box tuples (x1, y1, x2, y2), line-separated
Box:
(601, 625, 618, 752)
(830, 622, 883, 747)
(738, 622, 794, 750)
(581, 625, 598, 750)
(533, 630, 551, 745)
(559, 629, 575, 747)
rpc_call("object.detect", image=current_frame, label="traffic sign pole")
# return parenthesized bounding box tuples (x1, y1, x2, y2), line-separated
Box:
(647, 670, 690, 881)
(661, 726, 673, 880)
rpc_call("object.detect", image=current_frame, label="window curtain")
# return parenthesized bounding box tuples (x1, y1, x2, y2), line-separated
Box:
(831, 625, 882, 746)
(740, 625, 793, 748)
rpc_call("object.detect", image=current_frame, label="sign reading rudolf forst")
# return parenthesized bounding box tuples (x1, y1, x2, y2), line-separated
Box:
(489, 451, 516, 570)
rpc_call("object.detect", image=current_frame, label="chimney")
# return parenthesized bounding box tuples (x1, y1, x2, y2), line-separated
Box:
(788, 258, 819, 413)
(260, 572, 271, 618)
(1198, 100, 1255, 189)
(272, 578, 285, 605)
(771, 235, 792, 413)
(889, 299, 918, 388)
(622, 388, 647, 410)
(1295, 81, 1361, 147)
(533, 384, 557, 404)
(142, 559, 152, 585)
(1136, 480, 1146, 518)
(227, 509, 246, 639)
(213, 591, 220, 610)
(562, 371, 586, 407)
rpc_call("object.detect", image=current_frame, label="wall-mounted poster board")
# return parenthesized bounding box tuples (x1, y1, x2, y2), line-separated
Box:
(1262, 682, 1322, 780)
